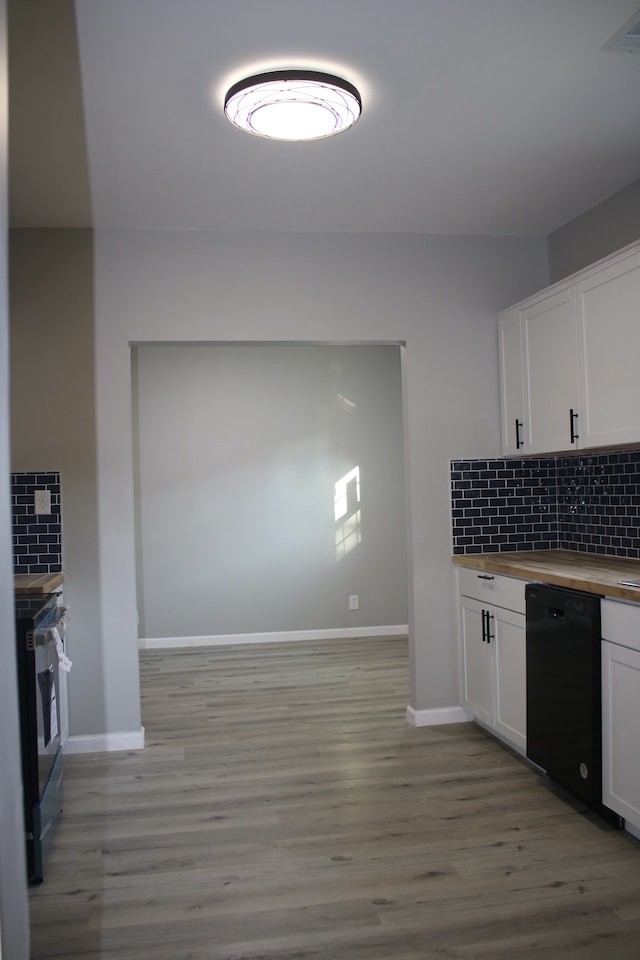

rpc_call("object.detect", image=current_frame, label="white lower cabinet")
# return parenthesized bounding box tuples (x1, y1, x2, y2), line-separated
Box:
(493, 606, 527, 749)
(460, 597, 493, 725)
(601, 599, 640, 832)
(458, 569, 527, 752)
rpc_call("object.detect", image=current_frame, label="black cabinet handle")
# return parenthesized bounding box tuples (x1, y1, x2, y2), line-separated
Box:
(569, 408, 579, 444)
(477, 574, 495, 581)
(481, 609, 487, 643)
(515, 419, 524, 449)
(486, 612, 494, 644)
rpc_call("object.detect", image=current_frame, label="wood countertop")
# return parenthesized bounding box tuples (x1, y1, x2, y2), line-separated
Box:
(452, 550, 640, 602)
(14, 572, 64, 595)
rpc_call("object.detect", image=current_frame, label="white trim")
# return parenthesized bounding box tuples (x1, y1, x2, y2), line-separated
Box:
(138, 625, 409, 650)
(64, 726, 145, 754)
(625, 819, 640, 842)
(406, 705, 472, 727)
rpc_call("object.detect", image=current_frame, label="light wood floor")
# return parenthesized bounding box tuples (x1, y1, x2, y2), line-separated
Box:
(29, 637, 640, 960)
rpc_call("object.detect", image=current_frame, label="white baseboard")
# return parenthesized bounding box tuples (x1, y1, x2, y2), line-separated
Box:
(623, 818, 640, 841)
(139, 625, 408, 650)
(64, 726, 145, 754)
(406, 705, 472, 727)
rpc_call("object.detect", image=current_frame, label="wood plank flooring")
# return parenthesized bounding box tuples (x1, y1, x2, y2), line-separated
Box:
(29, 637, 640, 960)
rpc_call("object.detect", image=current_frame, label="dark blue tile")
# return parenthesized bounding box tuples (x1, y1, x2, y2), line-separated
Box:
(39, 552, 61, 564)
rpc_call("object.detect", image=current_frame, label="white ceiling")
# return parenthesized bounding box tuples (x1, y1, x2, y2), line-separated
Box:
(9, 0, 640, 235)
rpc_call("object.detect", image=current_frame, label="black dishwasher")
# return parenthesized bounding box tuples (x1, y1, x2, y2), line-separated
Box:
(525, 583, 622, 826)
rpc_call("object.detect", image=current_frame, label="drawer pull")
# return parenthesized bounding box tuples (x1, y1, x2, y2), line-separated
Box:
(477, 574, 495, 581)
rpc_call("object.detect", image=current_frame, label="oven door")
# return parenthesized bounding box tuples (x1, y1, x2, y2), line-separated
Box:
(35, 634, 61, 797)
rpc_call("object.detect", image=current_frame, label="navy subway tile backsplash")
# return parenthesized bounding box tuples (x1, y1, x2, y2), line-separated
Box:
(451, 450, 640, 559)
(451, 458, 558, 555)
(556, 450, 640, 560)
(11, 472, 63, 574)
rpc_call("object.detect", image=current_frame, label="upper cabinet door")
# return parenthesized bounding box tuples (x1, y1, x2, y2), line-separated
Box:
(577, 251, 640, 450)
(498, 310, 526, 456)
(522, 286, 581, 454)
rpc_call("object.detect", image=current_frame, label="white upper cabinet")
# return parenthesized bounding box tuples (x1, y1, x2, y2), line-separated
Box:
(498, 241, 640, 456)
(522, 286, 581, 454)
(577, 251, 640, 449)
(498, 310, 526, 455)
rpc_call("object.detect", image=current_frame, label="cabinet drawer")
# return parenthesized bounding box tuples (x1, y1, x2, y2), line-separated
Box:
(458, 567, 526, 613)
(601, 598, 640, 653)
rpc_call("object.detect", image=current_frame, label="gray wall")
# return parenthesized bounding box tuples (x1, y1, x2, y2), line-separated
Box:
(9, 229, 112, 738)
(132, 342, 407, 638)
(547, 176, 640, 283)
(0, 0, 31, 953)
(8, 228, 547, 739)
(94, 228, 548, 721)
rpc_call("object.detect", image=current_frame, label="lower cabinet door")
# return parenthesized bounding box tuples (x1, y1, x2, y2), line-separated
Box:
(493, 607, 526, 751)
(602, 640, 640, 827)
(460, 596, 493, 727)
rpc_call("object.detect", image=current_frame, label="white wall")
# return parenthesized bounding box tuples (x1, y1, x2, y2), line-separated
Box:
(133, 342, 408, 638)
(0, 0, 31, 953)
(94, 228, 548, 725)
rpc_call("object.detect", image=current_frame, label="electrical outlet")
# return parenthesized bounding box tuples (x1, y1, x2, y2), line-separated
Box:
(349, 594, 359, 610)
(34, 488, 51, 515)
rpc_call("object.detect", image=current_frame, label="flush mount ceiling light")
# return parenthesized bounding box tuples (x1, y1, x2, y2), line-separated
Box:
(224, 70, 361, 141)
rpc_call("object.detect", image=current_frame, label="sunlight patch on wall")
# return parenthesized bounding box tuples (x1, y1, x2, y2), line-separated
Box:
(335, 466, 361, 560)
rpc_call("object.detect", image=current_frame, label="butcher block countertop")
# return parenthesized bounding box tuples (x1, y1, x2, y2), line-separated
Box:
(453, 550, 640, 602)
(14, 572, 64, 595)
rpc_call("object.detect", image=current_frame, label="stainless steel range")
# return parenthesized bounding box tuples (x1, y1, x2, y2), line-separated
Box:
(14, 593, 66, 884)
